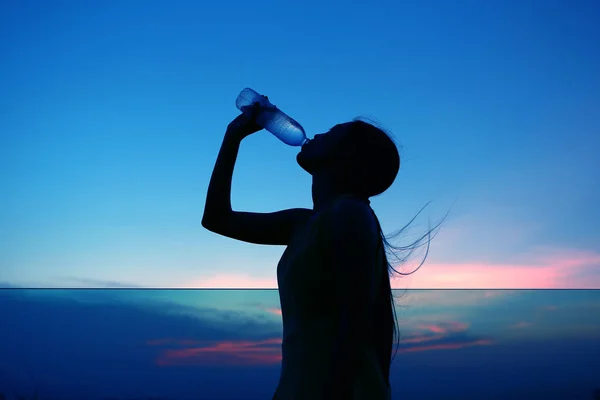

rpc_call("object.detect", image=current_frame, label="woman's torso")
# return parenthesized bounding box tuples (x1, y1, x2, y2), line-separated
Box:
(274, 196, 390, 400)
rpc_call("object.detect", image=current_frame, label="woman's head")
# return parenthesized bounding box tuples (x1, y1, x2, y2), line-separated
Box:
(297, 119, 400, 198)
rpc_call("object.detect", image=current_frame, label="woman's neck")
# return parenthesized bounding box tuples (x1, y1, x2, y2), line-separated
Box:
(311, 175, 369, 213)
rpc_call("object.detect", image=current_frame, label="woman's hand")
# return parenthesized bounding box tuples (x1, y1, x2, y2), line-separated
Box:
(226, 99, 266, 140)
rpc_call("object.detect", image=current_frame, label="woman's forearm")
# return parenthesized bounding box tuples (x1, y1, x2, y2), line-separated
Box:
(202, 131, 243, 228)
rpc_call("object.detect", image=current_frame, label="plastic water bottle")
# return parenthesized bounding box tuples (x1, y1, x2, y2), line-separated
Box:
(235, 88, 310, 147)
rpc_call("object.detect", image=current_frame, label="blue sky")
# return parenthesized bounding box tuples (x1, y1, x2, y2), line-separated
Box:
(1, 288, 599, 399)
(1, 0, 599, 288)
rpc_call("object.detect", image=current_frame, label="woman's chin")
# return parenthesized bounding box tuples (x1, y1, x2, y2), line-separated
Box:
(296, 153, 315, 174)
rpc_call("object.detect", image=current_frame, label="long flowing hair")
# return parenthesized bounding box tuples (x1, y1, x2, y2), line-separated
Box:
(373, 204, 447, 387)
(349, 117, 448, 389)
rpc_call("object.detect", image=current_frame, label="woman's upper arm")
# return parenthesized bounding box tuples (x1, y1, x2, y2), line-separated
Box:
(202, 208, 313, 246)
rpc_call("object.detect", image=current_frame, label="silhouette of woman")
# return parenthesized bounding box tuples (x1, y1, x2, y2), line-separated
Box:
(202, 102, 402, 399)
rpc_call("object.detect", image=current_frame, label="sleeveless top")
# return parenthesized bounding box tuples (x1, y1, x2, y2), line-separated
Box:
(273, 195, 391, 400)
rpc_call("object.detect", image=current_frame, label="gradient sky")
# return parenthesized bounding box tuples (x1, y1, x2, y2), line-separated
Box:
(1, 288, 599, 399)
(1, 0, 599, 288)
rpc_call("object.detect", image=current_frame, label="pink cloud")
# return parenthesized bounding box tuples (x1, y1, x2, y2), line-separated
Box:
(396, 319, 493, 353)
(414, 321, 469, 334)
(398, 321, 474, 345)
(396, 248, 600, 289)
(149, 319, 489, 366)
(153, 338, 283, 366)
(147, 338, 202, 346)
(178, 248, 600, 289)
(418, 324, 447, 334)
(399, 333, 445, 344)
(399, 339, 493, 353)
(181, 273, 276, 289)
(153, 334, 493, 365)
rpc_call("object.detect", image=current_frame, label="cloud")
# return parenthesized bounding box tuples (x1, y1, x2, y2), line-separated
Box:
(265, 307, 282, 316)
(0, 290, 282, 399)
(396, 248, 600, 289)
(411, 204, 600, 289)
(149, 319, 493, 366)
(397, 320, 492, 353)
(418, 321, 470, 333)
(2, 289, 599, 400)
(181, 273, 276, 289)
(399, 339, 492, 353)
(150, 338, 282, 366)
(170, 246, 600, 289)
